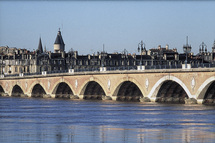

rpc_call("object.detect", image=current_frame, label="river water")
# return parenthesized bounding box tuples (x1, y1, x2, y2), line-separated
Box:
(0, 96, 215, 143)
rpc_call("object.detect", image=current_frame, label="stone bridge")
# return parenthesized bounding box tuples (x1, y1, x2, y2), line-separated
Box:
(0, 67, 215, 104)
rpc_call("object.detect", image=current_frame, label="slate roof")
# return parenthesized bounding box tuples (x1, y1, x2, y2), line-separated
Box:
(136, 55, 152, 60)
(149, 48, 177, 54)
(54, 30, 65, 45)
(51, 53, 63, 59)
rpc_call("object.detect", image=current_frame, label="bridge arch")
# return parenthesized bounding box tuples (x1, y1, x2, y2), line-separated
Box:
(79, 79, 107, 100)
(0, 85, 5, 96)
(31, 84, 46, 98)
(28, 81, 47, 95)
(196, 76, 215, 103)
(112, 79, 144, 102)
(156, 80, 188, 103)
(148, 75, 192, 101)
(52, 82, 74, 98)
(11, 84, 24, 97)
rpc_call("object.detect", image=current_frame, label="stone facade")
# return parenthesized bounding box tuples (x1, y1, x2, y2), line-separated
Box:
(0, 30, 215, 75)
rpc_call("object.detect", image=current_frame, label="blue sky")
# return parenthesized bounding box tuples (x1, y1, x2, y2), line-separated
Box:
(0, 1, 215, 54)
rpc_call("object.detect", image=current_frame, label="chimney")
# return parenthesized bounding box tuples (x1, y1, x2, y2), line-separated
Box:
(61, 51, 65, 58)
(166, 44, 169, 50)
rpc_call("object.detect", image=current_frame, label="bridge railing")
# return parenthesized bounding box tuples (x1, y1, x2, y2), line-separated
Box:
(106, 66, 137, 71)
(23, 72, 42, 76)
(2, 63, 215, 78)
(4, 74, 19, 77)
(74, 68, 100, 72)
(145, 64, 182, 70)
(191, 63, 215, 68)
(47, 70, 68, 74)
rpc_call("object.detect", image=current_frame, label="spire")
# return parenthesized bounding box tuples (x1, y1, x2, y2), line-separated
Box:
(54, 28, 65, 53)
(213, 40, 215, 47)
(54, 29, 64, 45)
(44, 45, 47, 53)
(37, 37, 43, 53)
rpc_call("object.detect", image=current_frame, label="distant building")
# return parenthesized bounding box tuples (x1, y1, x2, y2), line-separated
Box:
(1, 30, 215, 75)
(147, 44, 179, 65)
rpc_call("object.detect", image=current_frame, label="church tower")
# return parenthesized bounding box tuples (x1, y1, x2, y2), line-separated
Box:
(37, 37, 43, 54)
(54, 29, 65, 53)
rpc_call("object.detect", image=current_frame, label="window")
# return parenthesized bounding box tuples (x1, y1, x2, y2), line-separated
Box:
(15, 67, 17, 72)
(122, 61, 124, 66)
(116, 61, 118, 66)
(19, 67, 22, 73)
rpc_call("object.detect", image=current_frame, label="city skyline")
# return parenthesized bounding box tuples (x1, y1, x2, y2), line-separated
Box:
(0, 1, 215, 54)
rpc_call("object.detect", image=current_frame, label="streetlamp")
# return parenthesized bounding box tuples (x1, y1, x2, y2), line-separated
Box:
(199, 42, 207, 64)
(183, 36, 192, 68)
(0, 59, 2, 77)
(138, 40, 145, 66)
(101, 44, 105, 67)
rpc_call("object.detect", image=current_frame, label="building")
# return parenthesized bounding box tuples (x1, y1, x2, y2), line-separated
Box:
(147, 44, 179, 66)
(1, 30, 215, 75)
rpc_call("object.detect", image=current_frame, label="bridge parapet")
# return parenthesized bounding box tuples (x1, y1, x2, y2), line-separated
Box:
(1, 67, 215, 80)
(2, 63, 215, 78)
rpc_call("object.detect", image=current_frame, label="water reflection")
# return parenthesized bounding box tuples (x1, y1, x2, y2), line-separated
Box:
(0, 97, 215, 143)
(2, 125, 214, 143)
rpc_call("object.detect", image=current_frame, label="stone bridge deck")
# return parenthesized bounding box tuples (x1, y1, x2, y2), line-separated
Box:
(0, 67, 215, 104)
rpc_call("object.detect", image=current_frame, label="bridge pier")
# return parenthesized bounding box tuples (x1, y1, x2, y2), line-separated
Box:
(20, 94, 29, 98)
(2, 93, 9, 97)
(55, 94, 70, 99)
(185, 98, 197, 104)
(78, 95, 84, 99)
(70, 95, 79, 99)
(197, 99, 204, 104)
(111, 96, 117, 101)
(24, 93, 31, 97)
(140, 97, 151, 102)
(102, 95, 112, 100)
(149, 97, 156, 102)
(50, 94, 56, 98)
(43, 94, 52, 98)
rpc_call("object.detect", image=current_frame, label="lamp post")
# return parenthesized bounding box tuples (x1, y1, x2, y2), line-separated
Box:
(199, 42, 207, 65)
(0, 59, 2, 77)
(138, 40, 145, 66)
(101, 44, 105, 67)
(183, 36, 191, 68)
